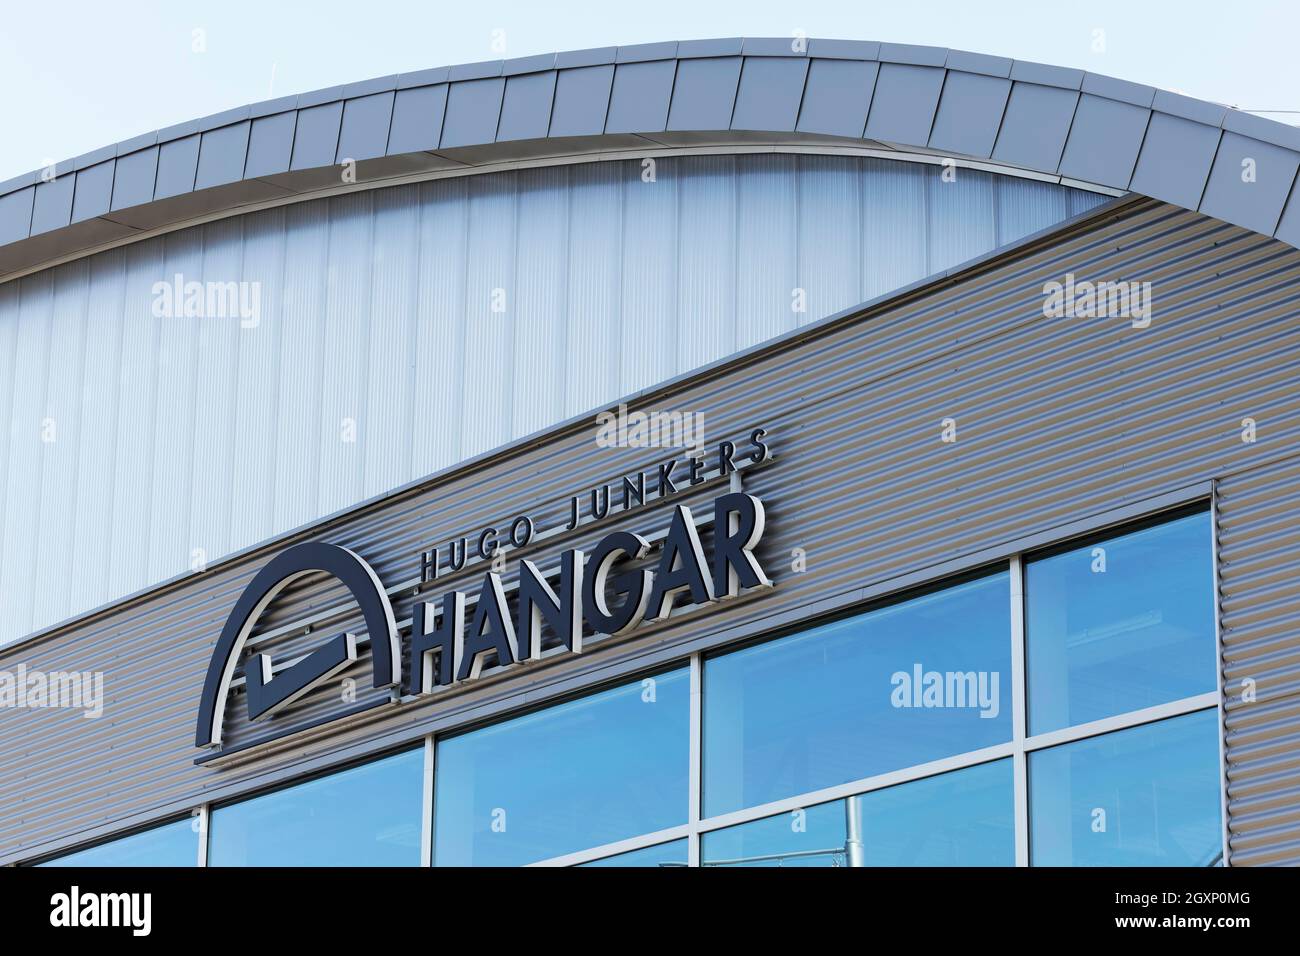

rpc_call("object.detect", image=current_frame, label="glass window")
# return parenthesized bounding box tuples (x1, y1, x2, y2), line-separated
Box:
(702, 760, 1013, 867)
(434, 669, 689, 866)
(580, 839, 689, 868)
(208, 748, 423, 866)
(1029, 710, 1223, 866)
(1026, 510, 1215, 734)
(703, 572, 1011, 816)
(37, 817, 197, 867)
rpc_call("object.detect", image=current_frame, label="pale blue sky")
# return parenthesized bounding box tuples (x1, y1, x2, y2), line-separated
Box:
(1, 0, 1295, 182)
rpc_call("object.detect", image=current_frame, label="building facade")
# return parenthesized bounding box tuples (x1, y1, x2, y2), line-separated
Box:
(0, 37, 1297, 867)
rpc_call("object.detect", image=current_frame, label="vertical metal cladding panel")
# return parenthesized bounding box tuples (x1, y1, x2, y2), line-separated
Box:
(1218, 456, 1300, 865)
(928, 168, 996, 274)
(459, 174, 516, 459)
(511, 166, 570, 438)
(3, 273, 54, 632)
(675, 155, 737, 372)
(228, 208, 288, 551)
(31, 260, 88, 631)
(317, 192, 375, 517)
(408, 177, 468, 479)
(0, 156, 1101, 648)
(735, 154, 796, 350)
(362, 187, 421, 500)
(797, 155, 862, 326)
(995, 176, 1070, 245)
(68, 250, 127, 618)
(618, 157, 677, 395)
(8, 200, 1300, 863)
(271, 201, 330, 533)
(564, 162, 623, 419)
(860, 158, 928, 299)
(189, 217, 246, 567)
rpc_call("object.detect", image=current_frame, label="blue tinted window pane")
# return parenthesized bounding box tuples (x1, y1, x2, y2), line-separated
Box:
(702, 761, 1013, 867)
(434, 669, 689, 866)
(209, 748, 423, 866)
(704, 573, 1011, 815)
(1029, 710, 1223, 866)
(856, 759, 1014, 866)
(39, 818, 197, 867)
(1026, 512, 1215, 733)
(704, 801, 849, 868)
(581, 839, 689, 868)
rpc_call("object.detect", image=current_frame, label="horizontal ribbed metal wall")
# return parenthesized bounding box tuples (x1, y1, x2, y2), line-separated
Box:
(1217, 457, 1300, 865)
(0, 154, 1103, 648)
(5, 197, 1297, 864)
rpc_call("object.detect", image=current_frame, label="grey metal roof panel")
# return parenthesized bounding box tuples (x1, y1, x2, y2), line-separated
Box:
(0, 186, 34, 244)
(109, 148, 159, 210)
(945, 49, 1012, 78)
(927, 71, 1011, 159)
(247, 95, 299, 119)
(448, 60, 502, 82)
(795, 58, 877, 138)
(29, 175, 74, 235)
(555, 47, 616, 68)
(731, 57, 810, 133)
(71, 145, 117, 171)
(1222, 109, 1300, 152)
(297, 85, 346, 109)
(115, 131, 158, 155)
(1152, 89, 1227, 126)
(617, 41, 677, 63)
(439, 77, 505, 147)
(878, 42, 947, 67)
(864, 63, 945, 146)
(396, 66, 450, 89)
(548, 66, 613, 138)
(605, 60, 676, 134)
(1008, 59, 1084, 90)
(666, 57, 742, 131)
(153, 134, 200, 199)
(497, 71, 558, 141)
(1129, 112, 1222, 210)
(1058, 94, 1150, 191)
(195, 122, 252, 189)
(1199, 131, 1300, 235)
(335, 92, 395, 162)
(8, 36, 1300, 273)
(741, 37, 808, 57)
(1271, 184, 1300, 246)
(502, 53, 556, 76)
(991, 82, 1079, 172)
(343, 75, 399, 98)
(387, 85, 449, 153)
(70, 161, 115, 223)
(1081, 71, 1156, 108)
(244, 112, 297, 178)
(677, 38, 743, 58)
(806, 38, 879, 60)
(289, 102, 344, 171)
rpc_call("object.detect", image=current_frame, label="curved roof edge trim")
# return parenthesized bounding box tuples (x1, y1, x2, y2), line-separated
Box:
(1, 36, 1297, 280)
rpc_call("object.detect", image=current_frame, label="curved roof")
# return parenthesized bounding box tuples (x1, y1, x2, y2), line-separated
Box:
(2, 36, 1299, 280)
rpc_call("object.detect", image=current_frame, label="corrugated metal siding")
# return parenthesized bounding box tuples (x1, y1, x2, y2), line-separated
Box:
(3, 198, 1299, 862)
(0, 155, 1104, 647)
(1218, 456, 1300, 865)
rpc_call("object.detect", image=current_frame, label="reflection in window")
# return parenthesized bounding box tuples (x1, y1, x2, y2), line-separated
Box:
(38, 817, 197, 867)
(1029, 710, 1223, 866)
(208, 748, 423, 866)
(580, 839, 689, 868)
(702, 761, 1013, 867)
(1026, 510, 1215, 734)
(703, 572, 1011, 816)
(434, 669, 690, 867)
